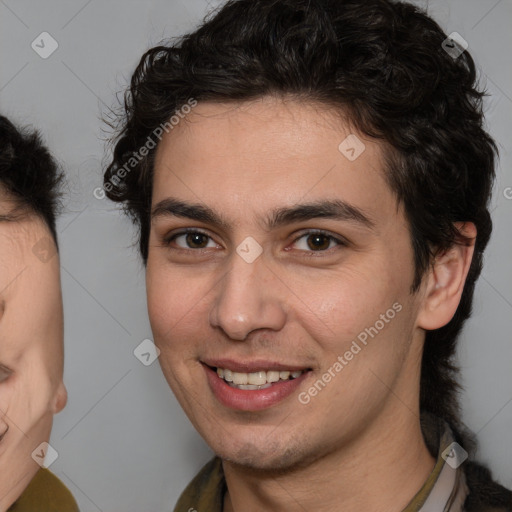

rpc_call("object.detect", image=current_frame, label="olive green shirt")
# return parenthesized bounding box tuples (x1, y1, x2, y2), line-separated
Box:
(174, 416, 469, 511)
(7, 469, 79, 512)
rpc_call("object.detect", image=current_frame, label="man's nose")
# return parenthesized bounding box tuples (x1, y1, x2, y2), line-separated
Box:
(208, 247, 287, 341)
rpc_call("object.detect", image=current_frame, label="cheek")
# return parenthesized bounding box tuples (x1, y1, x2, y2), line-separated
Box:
(147, 278, 202, 389)
(147, 261, 212, 340)
(1, 369, 54, 420)
(286, 267, 396, 344)
(0, 381, 53, 466)
(288, 274, 414, 402)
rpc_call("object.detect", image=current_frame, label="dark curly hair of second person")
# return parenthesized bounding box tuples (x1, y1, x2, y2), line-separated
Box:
(103, 0, 511, 508)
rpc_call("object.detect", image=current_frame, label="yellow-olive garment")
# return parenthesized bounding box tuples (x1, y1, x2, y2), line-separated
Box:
(7, 468, 79, 512)
(173, 414, 508, 512)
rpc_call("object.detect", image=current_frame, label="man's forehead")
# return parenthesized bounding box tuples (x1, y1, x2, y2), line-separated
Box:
(155, 97, 378, 159)
(151, 97, 400, 233)
(0, 216, 57, 304)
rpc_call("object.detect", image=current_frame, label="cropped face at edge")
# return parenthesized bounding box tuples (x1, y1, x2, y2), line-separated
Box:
(0, 193, 66, 510)
(145, 97, 448, 471)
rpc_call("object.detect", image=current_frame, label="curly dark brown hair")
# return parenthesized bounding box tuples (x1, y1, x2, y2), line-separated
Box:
(104, 0, 510, 503)
(0, 115, 63, 245)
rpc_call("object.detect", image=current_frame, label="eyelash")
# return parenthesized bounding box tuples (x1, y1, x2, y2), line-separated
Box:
(163, 228, 346, 255)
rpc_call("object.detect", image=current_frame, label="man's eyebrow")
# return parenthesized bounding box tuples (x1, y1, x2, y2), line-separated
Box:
(265, 199, 375, 230)
(151, 198, 231, 231)
(151, 197, 375, 230)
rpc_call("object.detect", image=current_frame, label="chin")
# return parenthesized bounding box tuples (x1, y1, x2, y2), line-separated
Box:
(211, 432, 321, 474)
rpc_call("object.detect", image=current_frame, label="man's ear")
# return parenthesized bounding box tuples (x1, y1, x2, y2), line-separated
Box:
(52, 381, 68, 414)
(417, 222, 476, 330)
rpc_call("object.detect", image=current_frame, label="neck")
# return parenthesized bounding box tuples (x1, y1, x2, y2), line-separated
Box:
(222, 402, 436, 512)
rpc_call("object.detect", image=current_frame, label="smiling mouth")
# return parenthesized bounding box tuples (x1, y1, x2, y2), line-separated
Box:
(214, 366, 308, 390)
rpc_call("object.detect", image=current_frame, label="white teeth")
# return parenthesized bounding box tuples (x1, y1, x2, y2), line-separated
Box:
(266, 371, 280, 383)
(232, 383, 273, 390)
(232, 372, 248, 385)
(248, 371, 267, 385)
(215, 367, 305, 387)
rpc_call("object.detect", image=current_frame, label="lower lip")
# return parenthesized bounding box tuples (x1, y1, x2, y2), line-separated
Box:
(203, 364, 310, 411)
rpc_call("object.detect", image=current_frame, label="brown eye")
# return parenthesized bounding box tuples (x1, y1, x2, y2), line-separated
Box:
(165, 229, 217, 250)
(293, 230, 345, 252)
(306, 234, 331, 251)
(184, 232, 209, 249)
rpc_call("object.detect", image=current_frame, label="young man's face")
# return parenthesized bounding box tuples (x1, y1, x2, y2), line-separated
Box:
(0, 197, 66, 508)
(146, 97, 429, 471)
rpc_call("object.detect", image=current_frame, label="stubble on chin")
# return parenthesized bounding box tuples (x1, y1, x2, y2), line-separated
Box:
(218, 431, 324, 476)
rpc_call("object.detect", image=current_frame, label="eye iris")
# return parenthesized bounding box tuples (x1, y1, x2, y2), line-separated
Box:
(186, 232, 208, 248)
(307, 234, 330, 251)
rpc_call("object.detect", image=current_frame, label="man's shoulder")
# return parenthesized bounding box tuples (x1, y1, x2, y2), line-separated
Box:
(8, 469, 79, 512)
(464, 461, 512, 512)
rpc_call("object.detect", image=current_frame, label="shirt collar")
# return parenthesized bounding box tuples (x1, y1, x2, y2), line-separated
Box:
(405, 413, 469, 512)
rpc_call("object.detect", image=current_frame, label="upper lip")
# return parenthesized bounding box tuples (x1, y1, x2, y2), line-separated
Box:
(202, 358, 311, 373)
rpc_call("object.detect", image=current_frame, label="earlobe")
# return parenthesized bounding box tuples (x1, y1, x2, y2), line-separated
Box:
(417, 222, 477, 331)
(53, 382, 68, 414)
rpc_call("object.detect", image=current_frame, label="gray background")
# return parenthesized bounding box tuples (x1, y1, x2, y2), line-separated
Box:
(0, 0, 510, 510)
